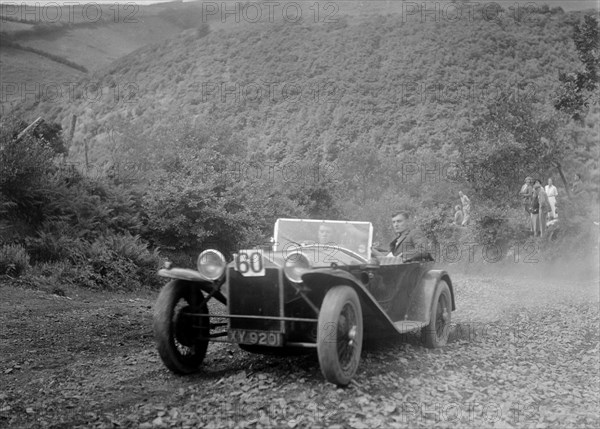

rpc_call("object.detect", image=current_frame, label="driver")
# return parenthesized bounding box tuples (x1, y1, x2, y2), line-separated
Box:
(317, 224, 336, 245)
(372, 211, 431, 261)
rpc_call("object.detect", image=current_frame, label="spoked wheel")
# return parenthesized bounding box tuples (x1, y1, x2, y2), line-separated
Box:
(153, 280, 210, 374)
(422, 280, 452, 348)
(317, 286, 363, 386)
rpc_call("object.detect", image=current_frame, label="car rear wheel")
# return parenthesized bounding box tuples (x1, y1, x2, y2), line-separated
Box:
(317, 286, 363, 386)
(153, 280, 209, 374)
(422, 280, 451, 348)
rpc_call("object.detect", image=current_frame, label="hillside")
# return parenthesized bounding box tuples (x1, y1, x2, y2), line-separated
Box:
(0, 0, 220, 106)
(4, 3, 599, 239)
(12, 6, 585, 156)
(1, 3, 598, 301)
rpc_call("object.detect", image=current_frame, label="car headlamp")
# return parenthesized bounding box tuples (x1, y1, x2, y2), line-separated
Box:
(197, 249, 226, 281)
(284, 252, 311, 283)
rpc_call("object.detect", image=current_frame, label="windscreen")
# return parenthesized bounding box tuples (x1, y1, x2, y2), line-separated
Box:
(273, 219, 372, 260)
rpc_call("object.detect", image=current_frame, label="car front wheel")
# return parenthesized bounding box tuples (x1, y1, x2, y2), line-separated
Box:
(317, 286, 363, 386)
(153, 280, 209, 374)
(422, 280, 452, 348)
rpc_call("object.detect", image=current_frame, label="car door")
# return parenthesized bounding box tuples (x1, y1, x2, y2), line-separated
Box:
(367, 262, 429, 321)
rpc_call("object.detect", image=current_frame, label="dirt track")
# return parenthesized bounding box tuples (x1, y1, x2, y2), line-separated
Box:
(1, 269, 598, 428)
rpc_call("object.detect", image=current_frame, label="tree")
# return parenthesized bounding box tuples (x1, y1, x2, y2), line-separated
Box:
(554, 15, 600, 121)
(1, 117, 60, 224)
(459, 97, 569, 202)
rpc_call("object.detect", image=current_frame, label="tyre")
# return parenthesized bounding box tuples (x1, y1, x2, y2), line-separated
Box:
(422, 280, 452, 348)
(153, 280, 209, 374)
(317, 286, 363, 386)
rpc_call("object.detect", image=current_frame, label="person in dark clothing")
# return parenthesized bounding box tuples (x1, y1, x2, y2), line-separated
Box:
(372, 211, 431, 261)
(519, 176, 534, 230)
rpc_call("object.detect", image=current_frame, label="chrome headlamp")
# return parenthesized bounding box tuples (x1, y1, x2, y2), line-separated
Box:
(284, 252, 311, 283)
(197, 249, 226, 280)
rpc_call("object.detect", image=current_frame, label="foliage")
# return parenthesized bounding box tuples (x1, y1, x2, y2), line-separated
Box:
(555, 15, 600, 121)
(0, 244, 31, 277)
(1, 116, 162, 290)
(19, 8, 584, 160)
(470, 206, 531, 248)
(3, 8, 599, 276)
(2, 40, 88, 72)
(458, 97, 571, 202)
(0, 118, 60, 224)
(74, 233, 161, 290)
(25, 230, 88, 264)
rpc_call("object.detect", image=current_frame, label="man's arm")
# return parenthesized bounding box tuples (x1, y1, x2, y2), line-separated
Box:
(370, 247, 387, 256)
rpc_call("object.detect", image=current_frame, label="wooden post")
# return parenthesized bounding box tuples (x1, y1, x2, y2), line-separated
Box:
(69, 114, 77, 143)
(84, 139, 89, 172)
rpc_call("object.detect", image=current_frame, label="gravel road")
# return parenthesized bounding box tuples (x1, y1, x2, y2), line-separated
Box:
(1, 268, 598, 428)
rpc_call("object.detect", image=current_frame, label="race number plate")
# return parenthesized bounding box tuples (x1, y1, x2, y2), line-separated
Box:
(228, 329, 283, 346)
(234, 250, 265, 277)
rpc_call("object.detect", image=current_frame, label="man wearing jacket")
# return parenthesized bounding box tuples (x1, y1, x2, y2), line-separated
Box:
(372, 211, 431, 261)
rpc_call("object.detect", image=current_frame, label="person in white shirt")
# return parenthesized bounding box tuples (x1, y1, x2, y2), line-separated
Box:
(545, 178, 558, 219)
(459, 191, 471, 226)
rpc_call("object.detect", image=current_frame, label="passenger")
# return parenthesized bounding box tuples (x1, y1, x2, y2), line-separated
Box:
(372, 211, 432, 261)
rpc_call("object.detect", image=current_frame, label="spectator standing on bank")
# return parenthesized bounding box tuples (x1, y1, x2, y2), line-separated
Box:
(519, 177, 534, 230)
(572, 174, 583, 196)
(530, 185, 540, 236)
(545, 178, 558, 219)
(452, 205, 463, 226)
(533, 181, 551, 238)
(459, 191, 471, 226)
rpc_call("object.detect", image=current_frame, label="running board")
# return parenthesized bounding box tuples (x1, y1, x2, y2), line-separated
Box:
(393, 321, 428, 333)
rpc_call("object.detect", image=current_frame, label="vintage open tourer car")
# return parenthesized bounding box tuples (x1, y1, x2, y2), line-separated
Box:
(153, 218, 455, 386)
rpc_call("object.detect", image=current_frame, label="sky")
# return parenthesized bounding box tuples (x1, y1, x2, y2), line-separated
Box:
(0, 0, 597, 9)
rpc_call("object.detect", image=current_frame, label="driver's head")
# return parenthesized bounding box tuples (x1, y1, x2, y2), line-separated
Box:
(318, 224, 334, 244)
(392, 211, 410, 235)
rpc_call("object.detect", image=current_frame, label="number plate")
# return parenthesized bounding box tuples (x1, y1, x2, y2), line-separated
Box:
(228, 329, 283, 346)
(234, 250, 265, 277)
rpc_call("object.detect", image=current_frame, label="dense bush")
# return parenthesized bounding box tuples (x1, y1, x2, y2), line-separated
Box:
(0, 244, 31, 277)
(25, 230, 87, 264)
(75, 234, 161, 291)
(2, 11, 599, 287)
(1, 117, 161, 290)
(470, 206, 532, 248)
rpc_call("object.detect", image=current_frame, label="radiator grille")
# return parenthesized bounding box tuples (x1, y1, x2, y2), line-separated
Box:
(227, 267, 283, 331)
